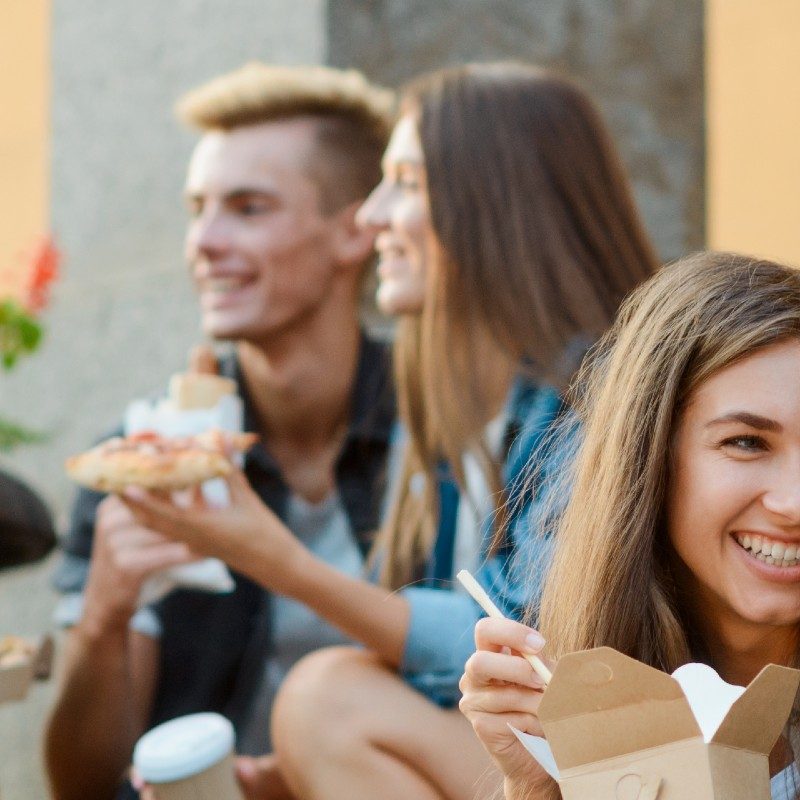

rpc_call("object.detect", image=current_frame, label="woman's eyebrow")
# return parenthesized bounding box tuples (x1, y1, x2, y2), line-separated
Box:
(705, 411, 782, 432)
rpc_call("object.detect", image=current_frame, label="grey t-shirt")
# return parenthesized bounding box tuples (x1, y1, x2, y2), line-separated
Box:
(237, 490, 363, 754)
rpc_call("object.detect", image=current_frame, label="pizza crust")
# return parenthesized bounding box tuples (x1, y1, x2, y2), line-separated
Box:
(65, 430, 257, 492)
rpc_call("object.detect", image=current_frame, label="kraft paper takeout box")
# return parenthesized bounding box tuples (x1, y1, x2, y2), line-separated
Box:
(512, 646, 800, 800)
(0, 635, 53, 704)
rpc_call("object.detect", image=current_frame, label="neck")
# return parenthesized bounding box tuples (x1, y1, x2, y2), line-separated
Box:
(236, 298, 361, 448)
(688, 600, 797, 686)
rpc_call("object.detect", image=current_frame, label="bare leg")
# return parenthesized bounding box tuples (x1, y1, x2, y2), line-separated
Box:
(236, 754, 297, 800)
(271, 647, 502, 800)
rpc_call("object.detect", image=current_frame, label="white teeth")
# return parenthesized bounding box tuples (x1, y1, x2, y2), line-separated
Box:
(736, 535, 800, 567)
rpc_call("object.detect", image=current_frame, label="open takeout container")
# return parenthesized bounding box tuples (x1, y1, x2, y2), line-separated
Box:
(0, 634, 54, 704)
(512, 646, 800, 800)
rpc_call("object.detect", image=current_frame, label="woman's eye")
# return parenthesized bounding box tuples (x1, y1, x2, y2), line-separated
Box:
(721, 435, 767, 453)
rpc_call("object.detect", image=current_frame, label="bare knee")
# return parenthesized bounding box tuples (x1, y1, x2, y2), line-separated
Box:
(271, 646, 386, 764)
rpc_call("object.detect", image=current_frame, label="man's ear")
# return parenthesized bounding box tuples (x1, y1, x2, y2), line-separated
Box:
(330, 200, 377, 267)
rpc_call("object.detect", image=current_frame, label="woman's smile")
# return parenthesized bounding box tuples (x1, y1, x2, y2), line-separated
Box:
(669, 339, 800, 629)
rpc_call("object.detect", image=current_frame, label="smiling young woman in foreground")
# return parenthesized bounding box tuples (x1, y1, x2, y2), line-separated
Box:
(459, 251, 800, 800)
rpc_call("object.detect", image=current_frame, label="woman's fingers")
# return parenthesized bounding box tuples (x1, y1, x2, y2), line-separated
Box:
(460, 682, 543, 717)
(227, 467, 252, 501)
(465, 709, 545, 743)
(474, 616, 546, 656)
(121, 488, 203, 538)
(463, 649, 546, 690)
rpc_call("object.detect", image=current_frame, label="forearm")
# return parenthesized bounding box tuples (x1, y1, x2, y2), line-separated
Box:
(246, 547, 410, 666)
(45, 620, 141, 800)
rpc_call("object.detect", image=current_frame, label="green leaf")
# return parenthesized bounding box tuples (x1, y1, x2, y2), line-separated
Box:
(0, 418, 47, 451)
(0, 299, 43, 369)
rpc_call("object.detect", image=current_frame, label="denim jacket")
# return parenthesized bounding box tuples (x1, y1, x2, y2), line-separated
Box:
(399, 376, 568, 704)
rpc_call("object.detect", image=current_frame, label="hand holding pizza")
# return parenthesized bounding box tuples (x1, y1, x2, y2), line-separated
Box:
(120, 470, 307, 596)
(80, 496, 199, 633)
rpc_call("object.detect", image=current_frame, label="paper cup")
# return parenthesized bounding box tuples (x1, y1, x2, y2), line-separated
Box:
(133, 713, 243, 800)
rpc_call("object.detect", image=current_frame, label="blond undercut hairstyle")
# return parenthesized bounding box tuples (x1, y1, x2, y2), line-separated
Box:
(176, 62, 395, 213)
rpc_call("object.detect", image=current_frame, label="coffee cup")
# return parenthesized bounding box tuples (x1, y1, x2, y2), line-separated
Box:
(133, 712, 243, 800)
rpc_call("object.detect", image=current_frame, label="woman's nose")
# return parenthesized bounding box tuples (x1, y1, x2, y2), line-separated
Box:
(762, 477, 800, 525)
(356, 181, 391, 231)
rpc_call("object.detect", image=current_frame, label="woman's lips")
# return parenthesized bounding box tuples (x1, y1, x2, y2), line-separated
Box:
(731, 532, 800, 583)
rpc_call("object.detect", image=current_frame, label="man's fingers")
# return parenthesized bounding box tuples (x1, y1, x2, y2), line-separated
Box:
(114, 541, 197, 577)
(104, 527, 177, 549)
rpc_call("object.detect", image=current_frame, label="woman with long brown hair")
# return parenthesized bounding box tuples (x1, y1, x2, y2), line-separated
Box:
(460, 252, 800, 800)
(124, 62, 657, 798)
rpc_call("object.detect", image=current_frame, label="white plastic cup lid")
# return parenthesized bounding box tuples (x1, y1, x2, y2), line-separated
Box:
(133, 713, 235, 783)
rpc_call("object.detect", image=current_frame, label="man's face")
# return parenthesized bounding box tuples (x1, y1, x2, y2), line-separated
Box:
(184, 120, 343, 344)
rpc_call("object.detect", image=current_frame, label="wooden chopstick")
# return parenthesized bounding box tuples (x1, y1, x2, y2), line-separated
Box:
(457, 569, 552, 685)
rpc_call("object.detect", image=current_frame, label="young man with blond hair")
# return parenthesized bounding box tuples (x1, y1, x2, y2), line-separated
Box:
(46, 63, 395, 800)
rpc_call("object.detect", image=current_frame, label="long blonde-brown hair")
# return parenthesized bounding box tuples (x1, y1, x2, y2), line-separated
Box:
(537, 252, 800, 670)
(379, 62, 658, 588)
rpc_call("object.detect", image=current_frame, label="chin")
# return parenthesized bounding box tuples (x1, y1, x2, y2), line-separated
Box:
(732, 594, 800, 628)
(200, 315, 257, 342)
(376, 286, 424, 318)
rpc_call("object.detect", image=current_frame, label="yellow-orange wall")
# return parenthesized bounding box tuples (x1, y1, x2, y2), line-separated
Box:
(706, 0, 800, 265)
(0, 0, 49, 298)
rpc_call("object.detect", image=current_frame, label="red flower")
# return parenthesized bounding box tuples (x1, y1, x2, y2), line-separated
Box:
(24, 237, 60, 314)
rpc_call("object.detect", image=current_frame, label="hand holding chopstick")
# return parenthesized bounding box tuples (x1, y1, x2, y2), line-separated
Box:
(457, 569, 553, 685)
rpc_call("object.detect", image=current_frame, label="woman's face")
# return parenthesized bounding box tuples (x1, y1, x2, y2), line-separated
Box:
(356, 114, 432, 317)
(668, 339, 800, 632)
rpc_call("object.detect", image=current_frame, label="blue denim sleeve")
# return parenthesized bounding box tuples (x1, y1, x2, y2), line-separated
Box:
(399, 586, 482, 705)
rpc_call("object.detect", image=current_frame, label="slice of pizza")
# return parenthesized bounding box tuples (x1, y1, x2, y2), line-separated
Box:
(65, 429, 257, 492)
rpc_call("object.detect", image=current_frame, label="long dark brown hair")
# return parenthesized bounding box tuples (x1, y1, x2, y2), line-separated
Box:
(380, 62, 658, 589)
